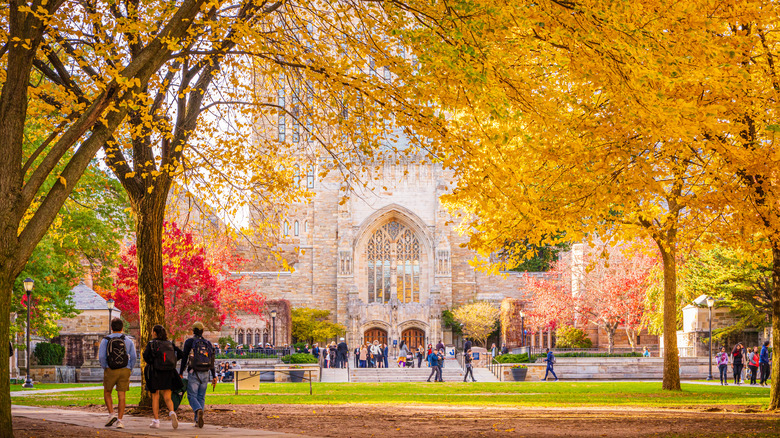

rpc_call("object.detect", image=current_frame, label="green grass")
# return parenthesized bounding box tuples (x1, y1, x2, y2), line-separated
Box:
(11, 383, 100, 392)
(10, 381, 772, 409)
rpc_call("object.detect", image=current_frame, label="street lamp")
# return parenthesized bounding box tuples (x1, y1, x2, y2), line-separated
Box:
(706, 296, 715, 381)
(22, 277, 34, 389)
(106, 298, 115, 332)
(519, 310, 526, 349)
(270, 309, 277, 347)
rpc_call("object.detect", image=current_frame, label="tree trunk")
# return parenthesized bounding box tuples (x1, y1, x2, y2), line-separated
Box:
(770, 243, 780, 410)
(625, 327, 637, 353)
(134, 192, 168, 407)
(0, 275, 14, 437)
(659, 246, 681, 391)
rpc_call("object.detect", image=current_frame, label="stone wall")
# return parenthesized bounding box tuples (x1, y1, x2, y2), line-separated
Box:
(57, 309, 114, 335)
(29, 366, 77, 383)
(494, 357, 715, 381)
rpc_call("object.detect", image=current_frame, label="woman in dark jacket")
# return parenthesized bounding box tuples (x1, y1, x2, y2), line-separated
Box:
(142, 325, 184, 429)
(731, 343, 744, 385)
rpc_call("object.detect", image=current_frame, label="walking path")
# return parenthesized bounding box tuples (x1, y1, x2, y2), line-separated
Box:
(12, 405, 313, 437)
(11, 385, 141, 396)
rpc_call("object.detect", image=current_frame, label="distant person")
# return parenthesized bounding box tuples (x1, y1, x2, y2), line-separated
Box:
(354, 346, 360, 368)
(463, 349, 476, 382)
(383, 343, 389, 368)
(732, 343, 744, 385)
(337, 338, 348, 368)
(501, 344, 509, 355)
(436, 340, 445, 352)
(490, 343, 497, 358)
(142, 325, 183, 429)
(760, 341, 771, 386)
(232, 360, 240, 369)
(426, 349, 442, 382)
(716, 346, 729, 385)
(416, 345, 424, 368)
(398, 341, 409, 368)
(748, 346, 759, 385)
(438, 347, 445, 370)
(464, 339, 472, 354)
(370, 341, 381, 368)
(99, 318, 137, 429)
(179, 322, 217, 428)
(312, 343, 319, 361)
(642, 346, 650, 357)
(542, 348, 558, 381)
(359, 344, 368, 368)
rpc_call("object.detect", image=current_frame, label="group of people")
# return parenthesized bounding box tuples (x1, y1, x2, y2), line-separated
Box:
(99, 319, 218, 430)
(715, 341, 772, 386)
(313, 338, 350, 368)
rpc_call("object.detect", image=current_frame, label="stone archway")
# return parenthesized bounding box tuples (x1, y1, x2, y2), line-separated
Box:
(401, 328, 425, 350)
(364, 328, 388, 346)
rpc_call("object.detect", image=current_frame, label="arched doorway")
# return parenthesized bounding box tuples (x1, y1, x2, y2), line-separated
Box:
(401, 328, 425, 350)
(364, 328, 388, 346)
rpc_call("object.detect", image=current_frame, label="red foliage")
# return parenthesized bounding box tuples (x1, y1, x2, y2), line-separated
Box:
(112, 221, 265, 341)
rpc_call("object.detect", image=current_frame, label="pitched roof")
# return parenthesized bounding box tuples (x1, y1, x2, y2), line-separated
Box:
(70, 281, 121, 313)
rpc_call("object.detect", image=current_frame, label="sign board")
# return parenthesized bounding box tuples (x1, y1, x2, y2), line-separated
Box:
(393, 339, 398, 347)
(446, 346, 455, 357)
(235, 370, 262, 392)
(472, 352, 480, 360)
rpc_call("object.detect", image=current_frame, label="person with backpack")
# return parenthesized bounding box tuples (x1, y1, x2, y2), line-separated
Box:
(179, 322, 217, 428)
(142, 325, 183, 429)
(99, 318, 137, 429)
(542, 348, 558, 381)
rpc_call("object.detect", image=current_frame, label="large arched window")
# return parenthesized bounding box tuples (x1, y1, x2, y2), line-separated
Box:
(366, 220, 420, 303)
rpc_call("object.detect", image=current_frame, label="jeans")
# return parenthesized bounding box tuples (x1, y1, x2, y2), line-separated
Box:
(733, 363, 743, 384)
(187, 370, 211, 421)
(464, 365, 475, 382)
(543, 365, 557, 380)
(760, 363, 770, 385)
(428, 365, 442, 382)
(718, 364, 728, 384)
(749, 365, 758, 384)
(417, 356, 423, 368)
(359, 360, 366, 368)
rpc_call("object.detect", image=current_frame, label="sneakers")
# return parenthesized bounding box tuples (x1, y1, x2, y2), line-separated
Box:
(170, 411, 179, 429)
(196, 409, 204, 428)
(150, 419, 160, 429)
(116, 419, 124, 429)
(105, 415, 117, 427)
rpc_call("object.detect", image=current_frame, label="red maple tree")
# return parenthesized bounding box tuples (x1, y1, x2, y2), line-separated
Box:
(112, 221, 265, 341)
(526, 244, 656, 352)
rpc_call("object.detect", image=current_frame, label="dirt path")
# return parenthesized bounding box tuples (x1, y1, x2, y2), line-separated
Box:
(44, 403, 780, 437)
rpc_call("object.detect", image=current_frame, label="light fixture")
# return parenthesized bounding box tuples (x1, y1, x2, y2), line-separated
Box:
(23, 277, 34, 293)
(107, 298, 115, 310)
(270, 309, 277, 318)
(706, 296, 715, 308)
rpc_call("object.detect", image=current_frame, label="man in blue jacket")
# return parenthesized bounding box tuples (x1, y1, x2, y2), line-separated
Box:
(759, 340, 771, 386)
(542, 348, 558, 381)
(99, 318, 137, 429)
(426, 350, 442, 382)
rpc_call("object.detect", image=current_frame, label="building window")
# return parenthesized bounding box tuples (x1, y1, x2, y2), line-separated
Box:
(306, 167, 315, 188)
(278, 74, 285, 142)
(304, 220, 309, 233)
(237, 330, 245, 346)
(293, 164, 300, 187)
(294, 220, 299, 236)
(283, 221, 290, 236)
(366, 220, 420, 304)
(254, 331, 261, 346)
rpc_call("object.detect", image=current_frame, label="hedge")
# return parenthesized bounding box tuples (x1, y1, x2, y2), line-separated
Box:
(281, 353, 319, 364)
(216, 352, 278, 359)
(34, 342, 65, 366)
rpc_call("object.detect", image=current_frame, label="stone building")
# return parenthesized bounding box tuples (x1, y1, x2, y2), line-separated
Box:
(234, 154, 533, 349)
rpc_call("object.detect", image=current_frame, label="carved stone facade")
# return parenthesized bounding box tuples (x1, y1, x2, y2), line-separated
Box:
(235, 156, 533, 348)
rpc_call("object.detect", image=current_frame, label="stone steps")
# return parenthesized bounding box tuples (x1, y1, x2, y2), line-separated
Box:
(349, 365, 465, 383)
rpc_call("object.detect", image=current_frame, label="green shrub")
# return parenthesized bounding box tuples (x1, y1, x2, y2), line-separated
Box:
(217, 336, 233, 348)
(215, 352, 277, 359)
(494, 353, 535, 363)
(555, 352, 642, 358)
(281, 353, 318, 364)
(33, 342, 64, 365)
(292, 342, 306, 352)
(555, 326, 593, 349)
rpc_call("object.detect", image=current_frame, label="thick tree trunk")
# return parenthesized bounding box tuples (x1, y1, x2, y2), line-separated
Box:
(606, 323, 617, 354)
(0, 275, 14, 437)
(134, 193, 168, 407)
(660, 247, 681, 391)
(770, 244, 780, 410)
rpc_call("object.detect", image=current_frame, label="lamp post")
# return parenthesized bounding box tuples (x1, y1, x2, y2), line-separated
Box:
(106, 298, 115, 332)
(519, 310, 526, 349)
(22, 277, 34, 389)
(270, 309, 277, 347)
(706, 296, 715, 381)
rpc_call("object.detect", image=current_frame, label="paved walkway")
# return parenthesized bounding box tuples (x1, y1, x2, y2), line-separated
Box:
(11, 385, 141, 396)
(12, 405, 313, 437)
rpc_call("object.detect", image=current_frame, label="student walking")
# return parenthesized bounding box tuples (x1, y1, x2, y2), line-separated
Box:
(463, 349, 476, 382)
(99, 318, 137, 429)
(748, 346, 760, 385)
(179, 322, 217, 428)
(426, 349, 442, 382)
(732, 344, 744, 385)
(759, 340, 771, 386)
(716, 346, 729, 385)
(542, 348, 558, 381)
(142, 325, 184, 429)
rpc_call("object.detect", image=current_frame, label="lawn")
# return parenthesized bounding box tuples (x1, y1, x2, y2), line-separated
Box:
(10, 381, 772, 409)
(10, 383, 101, 392)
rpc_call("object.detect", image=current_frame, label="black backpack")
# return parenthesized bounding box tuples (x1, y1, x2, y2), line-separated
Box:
(105, 335, 129, 370)
(153, 340, 177, 371)
(189, 336, 214, 372)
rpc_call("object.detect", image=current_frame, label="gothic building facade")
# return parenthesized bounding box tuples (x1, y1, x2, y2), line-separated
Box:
(235, 154, 530, 349)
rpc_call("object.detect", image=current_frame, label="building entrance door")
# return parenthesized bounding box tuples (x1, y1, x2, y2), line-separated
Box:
(401, 328, 425, 350)
(363, 328, 388, 346)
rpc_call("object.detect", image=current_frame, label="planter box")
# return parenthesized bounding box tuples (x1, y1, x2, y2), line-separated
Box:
(510, 368, 528, 381)
(289, 370, 305, 382)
